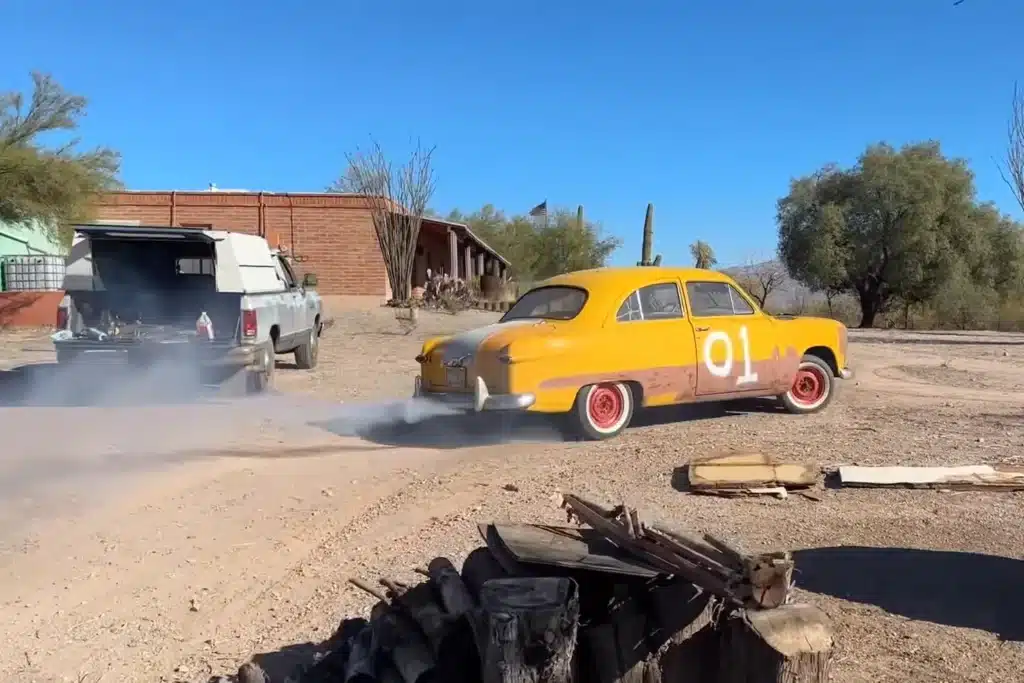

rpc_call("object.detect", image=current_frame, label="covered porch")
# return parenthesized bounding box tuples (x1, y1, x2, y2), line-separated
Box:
(414, 217, 510, 287)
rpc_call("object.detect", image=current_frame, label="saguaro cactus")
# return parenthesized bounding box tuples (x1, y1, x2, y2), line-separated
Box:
(637, 203, 662, 266)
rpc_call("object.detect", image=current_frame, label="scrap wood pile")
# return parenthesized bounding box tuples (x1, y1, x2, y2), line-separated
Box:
(232, 494, 834, 683)
(682, 452, 1024, 500)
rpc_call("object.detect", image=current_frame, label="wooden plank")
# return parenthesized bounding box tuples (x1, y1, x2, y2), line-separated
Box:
(492, 523, 661, 578)
(478, 523, 535, 577)
(839, 465, 1024, 490)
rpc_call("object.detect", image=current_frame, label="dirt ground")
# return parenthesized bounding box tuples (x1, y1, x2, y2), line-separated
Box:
(0, 311, 1022, 683)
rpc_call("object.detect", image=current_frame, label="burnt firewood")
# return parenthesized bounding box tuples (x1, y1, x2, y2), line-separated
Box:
(461, 547, 509, 598)
(427, 557, 476, 617)
(435, 612, 484, 683)
(479, 577, 580, 683)
(378, 660, 406, 683)
(717, 604, 833, 683)
(645, 582, 718, 683)
(428, 556, 488, 661)
(371, 602, 435, 683)
(344, 624, 377, 683)
(383, 579, 448, 654)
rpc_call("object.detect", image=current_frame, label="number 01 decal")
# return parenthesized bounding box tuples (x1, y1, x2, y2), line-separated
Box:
(702, 325, 759, 386)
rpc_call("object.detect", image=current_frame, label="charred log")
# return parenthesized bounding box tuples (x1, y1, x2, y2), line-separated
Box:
(479, 577, 580, 683)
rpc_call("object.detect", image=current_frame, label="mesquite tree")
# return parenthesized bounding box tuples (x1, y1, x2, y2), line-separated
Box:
(333, 140, 436, 302)
(0, 72, 121, 244)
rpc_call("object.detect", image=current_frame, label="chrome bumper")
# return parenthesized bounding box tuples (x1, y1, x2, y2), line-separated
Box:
(839, 367, 853, 380)
(413, 376, 535, 412)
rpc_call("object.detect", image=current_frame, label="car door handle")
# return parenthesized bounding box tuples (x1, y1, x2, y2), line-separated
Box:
(695, 326, 710, 332)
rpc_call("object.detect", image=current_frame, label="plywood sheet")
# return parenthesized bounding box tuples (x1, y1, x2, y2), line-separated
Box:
(688, 452, 818, 490)
(839, 465, 1024, 490)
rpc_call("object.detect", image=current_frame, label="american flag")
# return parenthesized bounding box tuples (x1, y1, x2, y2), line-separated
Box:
(528, 200, 548, 217)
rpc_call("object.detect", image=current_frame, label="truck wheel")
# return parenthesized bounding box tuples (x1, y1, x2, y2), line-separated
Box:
(247, 341, 276, 394)
(294, 326, 319, 370)
(573, 382, 634, 440)
(780, 355, 834, 414)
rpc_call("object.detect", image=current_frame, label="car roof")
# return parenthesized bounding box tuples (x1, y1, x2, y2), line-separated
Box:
(531, 267, 735, 325)
(541, 266, 732, 293)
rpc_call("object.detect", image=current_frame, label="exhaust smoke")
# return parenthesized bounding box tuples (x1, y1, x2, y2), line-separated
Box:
(0, 352, 564, 540)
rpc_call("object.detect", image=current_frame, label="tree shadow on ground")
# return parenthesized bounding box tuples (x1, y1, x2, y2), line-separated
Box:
(793, 546, 1024, 641)
(310, 397, 783, 450)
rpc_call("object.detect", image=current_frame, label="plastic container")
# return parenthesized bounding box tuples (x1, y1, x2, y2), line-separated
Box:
(1, 255, 65, 291)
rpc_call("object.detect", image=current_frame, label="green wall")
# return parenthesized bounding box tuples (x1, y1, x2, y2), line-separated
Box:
(0, 219, 66, 291)
(0, 218, 65, 257)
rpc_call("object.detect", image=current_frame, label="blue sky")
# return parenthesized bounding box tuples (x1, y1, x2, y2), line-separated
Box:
(2, 0, 1022, 267)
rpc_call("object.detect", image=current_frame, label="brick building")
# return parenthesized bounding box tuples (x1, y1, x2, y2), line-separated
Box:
(92, 190, 510, 299)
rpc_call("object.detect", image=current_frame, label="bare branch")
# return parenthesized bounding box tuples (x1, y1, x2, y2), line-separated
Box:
(997, 82, 1024, 214)
(332, 139, 437, 302)
(737, 257, 786, 309)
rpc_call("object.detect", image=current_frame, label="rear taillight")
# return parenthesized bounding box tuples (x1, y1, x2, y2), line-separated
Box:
(56, 307, 68, 330)
(242, 309, 258, 338)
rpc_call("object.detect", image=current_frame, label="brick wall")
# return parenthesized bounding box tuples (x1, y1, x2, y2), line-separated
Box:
(93, 192, 387, 296)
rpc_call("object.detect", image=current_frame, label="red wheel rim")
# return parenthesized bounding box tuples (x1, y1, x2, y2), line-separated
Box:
(790, 365, 827, 405)
(587, 384, 624, 429)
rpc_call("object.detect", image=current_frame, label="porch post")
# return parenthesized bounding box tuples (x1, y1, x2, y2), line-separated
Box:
(476, 252, 485, 279)
(448, 228, 459, 277)
(464, 244, 473, 281)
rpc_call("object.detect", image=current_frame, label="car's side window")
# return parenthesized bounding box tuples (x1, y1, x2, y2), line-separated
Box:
(616, 283, 684, 322)
(273, 256, 296, 288)
(686, 281, 756, 317)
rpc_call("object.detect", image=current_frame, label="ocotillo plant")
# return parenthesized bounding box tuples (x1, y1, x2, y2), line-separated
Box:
(637, 203, 662, 266)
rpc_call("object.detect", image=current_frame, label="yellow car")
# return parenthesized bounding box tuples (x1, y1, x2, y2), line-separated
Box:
(414, 267, 852, 440)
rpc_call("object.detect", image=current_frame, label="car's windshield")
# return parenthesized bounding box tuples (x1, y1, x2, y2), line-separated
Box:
(501, 286, 587, 322)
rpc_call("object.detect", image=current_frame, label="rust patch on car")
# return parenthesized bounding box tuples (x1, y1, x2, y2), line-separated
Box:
(538, 366, 696, 405)
(537, 346, 802, 406)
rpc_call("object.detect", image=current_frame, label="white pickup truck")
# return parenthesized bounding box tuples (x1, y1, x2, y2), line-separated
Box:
(53, 224, 323, 392)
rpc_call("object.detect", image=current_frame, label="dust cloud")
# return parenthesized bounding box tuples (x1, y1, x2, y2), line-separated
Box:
(0, 353, 564, 536)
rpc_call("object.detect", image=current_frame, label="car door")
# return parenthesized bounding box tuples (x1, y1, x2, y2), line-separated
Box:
(684, 280, 778, 396)
(271, 255, 299, 343)
(280, 256, 313, 332)
(611, 280, 697, 406)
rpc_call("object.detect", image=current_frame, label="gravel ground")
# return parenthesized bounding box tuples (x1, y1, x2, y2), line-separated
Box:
(0, 312, 1021, 683)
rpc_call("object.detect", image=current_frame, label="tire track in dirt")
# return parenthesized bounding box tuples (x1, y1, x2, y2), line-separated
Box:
(147, 444, 526, 681)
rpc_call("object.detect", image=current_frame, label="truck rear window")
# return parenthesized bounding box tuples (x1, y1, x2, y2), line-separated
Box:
(91, 239, 215, 289)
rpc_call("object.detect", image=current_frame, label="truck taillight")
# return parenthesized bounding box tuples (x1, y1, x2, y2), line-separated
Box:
(242, 309, 258, 338)
(56, 307, 68, 330)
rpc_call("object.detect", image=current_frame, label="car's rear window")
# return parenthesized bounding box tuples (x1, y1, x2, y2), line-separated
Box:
(501, 286, 588, 322)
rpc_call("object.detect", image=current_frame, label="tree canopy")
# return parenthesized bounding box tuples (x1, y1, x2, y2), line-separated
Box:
(445, 204, 621, 282)
(0, 72, 121, 239)
(777, 141, 1024, 327)
(689, 240, 717, 269)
